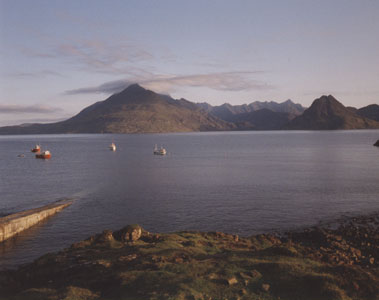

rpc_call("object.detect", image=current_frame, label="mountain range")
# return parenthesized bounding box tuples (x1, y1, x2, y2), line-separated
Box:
(196, 100, 305, 130)
(0, 84, 378, 134)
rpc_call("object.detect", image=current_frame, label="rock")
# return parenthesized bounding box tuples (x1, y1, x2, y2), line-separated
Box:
(113, 224, 142, 242)
(353, 281, 360, 291)
(227, 277, 238, 285)
(174, 257, 184, 264)
(261, 283, 270, 292)
(118, 254, 137, 262)
(239, 289, 247, 295)
(96, 259, 111, 267)
(215, 232, 226, 238)
(374, 140, 379, 147)
(97, 230, 114, 242)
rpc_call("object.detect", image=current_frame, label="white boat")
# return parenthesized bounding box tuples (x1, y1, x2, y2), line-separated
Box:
(31, 144, 41, 152)
(153, 144, 167, 155)
(109, 142, 116, 151)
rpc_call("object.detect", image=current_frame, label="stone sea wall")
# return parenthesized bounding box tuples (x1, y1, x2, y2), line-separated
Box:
(0, 201, 72, 242)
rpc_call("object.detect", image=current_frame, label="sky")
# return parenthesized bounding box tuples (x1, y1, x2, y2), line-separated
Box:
(1, 0, 379, 126)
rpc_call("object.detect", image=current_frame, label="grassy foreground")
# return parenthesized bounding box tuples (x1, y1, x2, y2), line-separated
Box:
(0, 216, 378, 300)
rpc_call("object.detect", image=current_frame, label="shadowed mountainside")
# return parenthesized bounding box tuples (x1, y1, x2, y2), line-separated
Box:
(197, 99, 305, 117)
(0, 87, 378, 134)
(196, 100, 305, 130)
(227, 109, 297, 130)
(357, 104, 379, 122)
(286, 95, 379, 130)
(0, 84, 235, 134)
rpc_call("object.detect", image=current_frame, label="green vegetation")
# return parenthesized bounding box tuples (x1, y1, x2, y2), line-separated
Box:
(0, 216, 378, 300)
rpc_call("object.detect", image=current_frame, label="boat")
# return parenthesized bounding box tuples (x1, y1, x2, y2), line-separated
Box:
(109, 142, 116, 151)
(31, 144, 41, 152)
(36, 150, 51, 159)
(153, 144, 167, 155)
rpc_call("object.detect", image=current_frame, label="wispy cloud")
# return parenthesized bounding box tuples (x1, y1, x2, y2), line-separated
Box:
(8, 70, 64, 78)
(0, 104, 62, 114)
(0, 116, 70, 127)
(65, 80, 135, 95)
(58, 40, 153, 74)
(64, 71, 273, 95)
(22, 39, 154, 75)
(145, 72, 270, 92)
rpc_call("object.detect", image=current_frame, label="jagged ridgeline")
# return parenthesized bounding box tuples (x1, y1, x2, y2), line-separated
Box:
(0, 85, 378, 134)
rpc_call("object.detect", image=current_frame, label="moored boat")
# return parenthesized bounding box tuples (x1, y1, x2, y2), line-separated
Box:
(109, 142, 116, 151)
(153, 144, 167, 155)
(31, 144, 41, 152)
(36, 150, 51, 159)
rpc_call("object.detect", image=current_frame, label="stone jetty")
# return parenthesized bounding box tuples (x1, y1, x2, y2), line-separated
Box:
(0, 200, 72, 242)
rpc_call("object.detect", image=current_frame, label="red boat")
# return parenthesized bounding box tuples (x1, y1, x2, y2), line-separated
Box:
(36, 150, 51, 159)
(31, 144, 41, 152)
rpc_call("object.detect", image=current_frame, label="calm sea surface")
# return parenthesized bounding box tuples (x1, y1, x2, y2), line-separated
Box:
(1, 131, 379, 269)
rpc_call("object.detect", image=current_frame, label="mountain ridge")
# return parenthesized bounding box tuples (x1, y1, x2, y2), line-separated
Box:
(0, 85, 378, 134)
(286, 95, 379, 130)
(197, 99, 305, 118)
(0, 84, 235, 134)
(357, 104, 379, 122)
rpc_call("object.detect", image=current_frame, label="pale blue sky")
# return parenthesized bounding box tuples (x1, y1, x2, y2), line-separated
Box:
(1, 0, 378, 125)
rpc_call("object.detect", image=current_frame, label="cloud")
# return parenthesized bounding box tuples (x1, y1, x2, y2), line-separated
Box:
(22, 39, 154, 75)
(8, 70, 64, 78)
(0, 104, 62, 114)
(145, 72, 270, 92)
(64, 71, 273, 95)
(65, 80, 135, 95)
(57, 40, 153, 74)
(0, 116, 70, 127)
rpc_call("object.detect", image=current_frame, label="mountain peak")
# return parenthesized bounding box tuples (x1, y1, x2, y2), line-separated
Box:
(283, 99, 295, 104)
(287, 94, 379, 130)
(120, 83, 146, 93)
(311, 95, 343, 109)
(317, 94, 338, 102)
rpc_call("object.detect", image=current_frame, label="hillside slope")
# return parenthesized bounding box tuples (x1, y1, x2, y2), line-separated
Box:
(357, 104, 379, 122)
(287, 95, 379, 130)
(0, 84, 234, 134)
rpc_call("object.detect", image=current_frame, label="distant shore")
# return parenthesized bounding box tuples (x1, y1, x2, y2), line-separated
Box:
(0, 212, 378, 300)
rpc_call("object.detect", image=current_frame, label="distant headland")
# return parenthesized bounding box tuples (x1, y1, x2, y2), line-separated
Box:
(0, 84, 378, 134)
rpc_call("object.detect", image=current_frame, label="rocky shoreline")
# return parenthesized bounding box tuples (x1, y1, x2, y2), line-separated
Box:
(0, 215, 378, 300)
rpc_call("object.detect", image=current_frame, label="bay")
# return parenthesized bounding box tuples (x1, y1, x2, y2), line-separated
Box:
(1, 130, 379, 269)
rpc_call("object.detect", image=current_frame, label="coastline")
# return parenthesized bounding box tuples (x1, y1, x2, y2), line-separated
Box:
(1, 128, 379, 136)
(0, 213, 378, 300)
